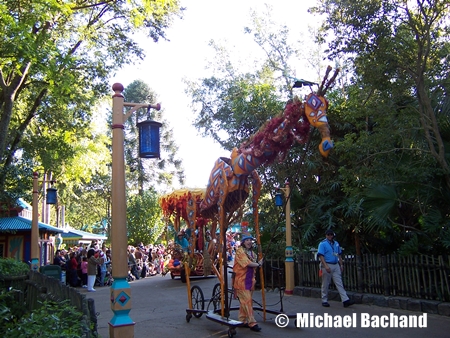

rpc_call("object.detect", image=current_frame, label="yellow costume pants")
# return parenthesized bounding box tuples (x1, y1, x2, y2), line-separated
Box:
(236, 289, 257, 327)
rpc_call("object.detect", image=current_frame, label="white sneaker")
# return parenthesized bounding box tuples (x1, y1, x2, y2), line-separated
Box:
(82, 285, 87, 288)
(87, 289, 96, 292)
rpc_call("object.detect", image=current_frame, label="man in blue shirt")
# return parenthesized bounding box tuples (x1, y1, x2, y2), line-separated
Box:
(317, 229, 354, 308)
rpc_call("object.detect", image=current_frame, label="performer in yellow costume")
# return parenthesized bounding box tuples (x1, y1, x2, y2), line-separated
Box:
(233, 233, 264, 332)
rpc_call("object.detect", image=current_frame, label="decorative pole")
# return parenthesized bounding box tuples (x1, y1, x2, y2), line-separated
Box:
(109, 83, 160, 338)
(30, 172, 40, 271)
(282, 181, 295, 295)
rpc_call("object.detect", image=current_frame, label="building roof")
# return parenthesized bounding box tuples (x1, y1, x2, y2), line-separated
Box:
(61, 228, 107, 241)
(17, 198, 32, 210)
(0, 216, 63, 233)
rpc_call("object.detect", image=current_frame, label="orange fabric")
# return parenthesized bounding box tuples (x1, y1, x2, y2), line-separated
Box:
(233, 246, 256, 291)
(236, 289, 257, 326)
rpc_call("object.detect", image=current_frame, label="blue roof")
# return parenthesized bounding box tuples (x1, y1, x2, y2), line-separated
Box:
(17, 198, 32, 210)
(0, 216, 63, 233)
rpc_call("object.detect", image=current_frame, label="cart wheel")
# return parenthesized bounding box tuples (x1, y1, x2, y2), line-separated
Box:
(191, 285, 205, 318)
(228, 327, 236, 337)
(186, 313, 192, 323)
(211, 282, 221, 312)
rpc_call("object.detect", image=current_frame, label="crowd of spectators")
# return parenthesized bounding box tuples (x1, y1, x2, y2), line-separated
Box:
(52, 240, 111, 289)
(127, 242, 169, 280)
(51, 228, 239, 286)
(51, 239, 173, 288)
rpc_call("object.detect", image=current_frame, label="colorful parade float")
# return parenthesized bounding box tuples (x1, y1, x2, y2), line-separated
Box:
(159, 188, 217, 282)
(181, 67, 339, 337)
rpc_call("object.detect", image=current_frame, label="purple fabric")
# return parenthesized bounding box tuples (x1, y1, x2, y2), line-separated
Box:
(244, 267, 254, 290)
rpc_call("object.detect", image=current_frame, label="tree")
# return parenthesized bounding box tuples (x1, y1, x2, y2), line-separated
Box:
(183, 2, 450, 255)
(185, 6, 333, 255)
(0, 0, 183, 202)
(313, 0, 450, 187)
(122, 80, 185, 191)
(126, 189, 165, 246)
(310, 0, 450, 254)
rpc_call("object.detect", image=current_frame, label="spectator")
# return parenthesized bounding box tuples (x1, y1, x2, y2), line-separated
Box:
(152, 249, 160, 274)
(89, 240, 98, 250)
(135, 246, 143, 261)
(128, 247, 140, 280)
(87, 248, 103, 292)
(99, 247, 109, 286)
(81, 256, 88, 288)
(53, 249, 64, 267)
(68, 251, 79, 287)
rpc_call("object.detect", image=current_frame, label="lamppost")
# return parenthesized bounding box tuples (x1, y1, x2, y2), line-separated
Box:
(110, 83, 161, 338)
(31, 172, 40, 272)
(31, 172, 58, 271)
(275, 180, 295, 295)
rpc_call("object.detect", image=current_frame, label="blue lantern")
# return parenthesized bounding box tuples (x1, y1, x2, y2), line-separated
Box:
(137, 119, 162, 158)
(46, 187, 58, 204)
(275, 192, 283, 207)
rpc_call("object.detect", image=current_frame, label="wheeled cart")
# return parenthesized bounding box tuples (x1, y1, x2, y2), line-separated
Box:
(185, 277, 298, 337)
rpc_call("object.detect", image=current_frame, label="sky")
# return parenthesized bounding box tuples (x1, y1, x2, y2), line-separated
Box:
(111, 1, 321, 190)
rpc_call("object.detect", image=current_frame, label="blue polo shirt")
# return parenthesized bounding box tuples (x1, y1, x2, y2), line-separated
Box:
(317, 239, 342, 264)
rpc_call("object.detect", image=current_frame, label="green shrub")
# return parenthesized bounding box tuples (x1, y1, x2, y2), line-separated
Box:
(0, 258, 29, 276)
(3, 299, 85, 338)
(0, 289, 28, 332)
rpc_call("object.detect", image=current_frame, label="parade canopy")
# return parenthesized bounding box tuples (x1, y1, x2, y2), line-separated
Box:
(159, 188, 206, 218)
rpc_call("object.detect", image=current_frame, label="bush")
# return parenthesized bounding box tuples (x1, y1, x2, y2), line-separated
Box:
(3, 299, 85, 338)
(0, 289, 28, 332)
(0, 258, 29, 276)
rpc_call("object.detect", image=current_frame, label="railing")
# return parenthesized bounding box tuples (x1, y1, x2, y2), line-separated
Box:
(262, 253, 450, 302)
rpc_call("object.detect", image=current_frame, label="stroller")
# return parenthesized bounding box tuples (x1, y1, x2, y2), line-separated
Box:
(95, 261, 113, 286)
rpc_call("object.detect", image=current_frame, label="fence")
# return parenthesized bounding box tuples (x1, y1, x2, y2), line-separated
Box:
(262, 253, 450, 302)
(1, 271, 98, 337)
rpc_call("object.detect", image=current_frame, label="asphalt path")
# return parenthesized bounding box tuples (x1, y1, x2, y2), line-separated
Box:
(83, 273, 450, 338)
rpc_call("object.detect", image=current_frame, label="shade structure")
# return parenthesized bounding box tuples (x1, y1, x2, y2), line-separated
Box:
(137, 120, 162, 158)
(46, 187, 58, 204)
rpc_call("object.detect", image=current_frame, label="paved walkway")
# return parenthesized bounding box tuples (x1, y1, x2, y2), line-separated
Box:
(83, 274, 450, 338)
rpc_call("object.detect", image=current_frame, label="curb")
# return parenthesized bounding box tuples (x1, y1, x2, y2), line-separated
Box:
(293, 286, 450, 317)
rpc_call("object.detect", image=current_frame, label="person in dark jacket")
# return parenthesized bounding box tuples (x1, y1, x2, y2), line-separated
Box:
(68, 251, 79, 287)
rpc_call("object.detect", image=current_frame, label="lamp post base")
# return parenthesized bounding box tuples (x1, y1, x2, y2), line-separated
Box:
(30, 258, 39, 272)
(285, 259, 295, 296)
(109, 322, 135, 338)
(109, 277, 134, 337)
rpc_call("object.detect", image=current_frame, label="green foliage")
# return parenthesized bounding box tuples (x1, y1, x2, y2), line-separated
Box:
(305, 0, 450, 255)
(2, 299, 84, 338)
(0, 289, 28, 330)
(186, 2, 450, 256)
(127, 189, 165, 245)
(186, 72, 283, 151)
(0, 258, 29, 277)
(0, 0, 183, 209)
